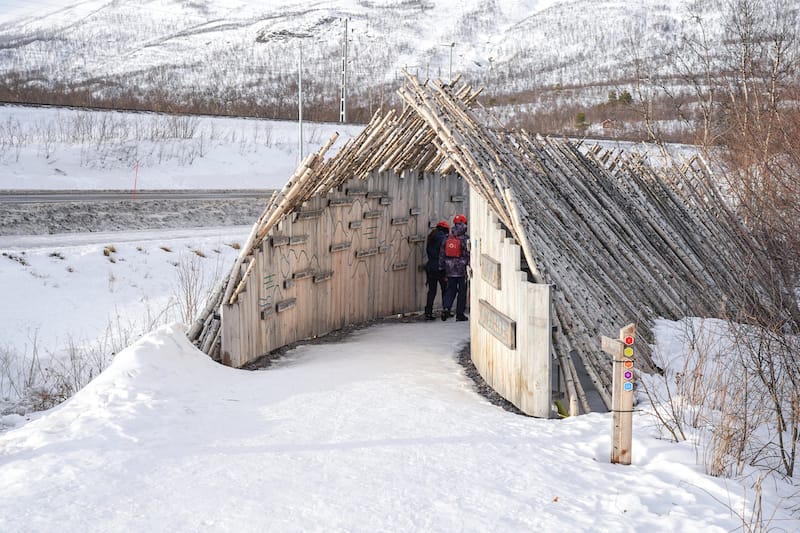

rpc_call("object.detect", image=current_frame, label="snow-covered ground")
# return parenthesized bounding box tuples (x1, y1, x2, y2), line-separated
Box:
(0, 105, 797, 531)
(0, 226, 247, 359)
(2, 320, 797, 532)
(0, 105, 362, 190)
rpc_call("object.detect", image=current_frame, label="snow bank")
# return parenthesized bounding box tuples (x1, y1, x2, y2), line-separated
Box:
(1, 320, 792, 532)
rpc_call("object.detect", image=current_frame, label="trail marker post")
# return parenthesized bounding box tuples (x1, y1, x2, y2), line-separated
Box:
(601, 322, 636, 465)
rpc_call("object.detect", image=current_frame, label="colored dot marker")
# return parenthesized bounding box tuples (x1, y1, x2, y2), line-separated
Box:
(624, 347, 634, 357)
(624, 371, 633, 380)
(623, 382, 634, 392)
(623, 360, 634, 369)
(624, 335, 634, 345)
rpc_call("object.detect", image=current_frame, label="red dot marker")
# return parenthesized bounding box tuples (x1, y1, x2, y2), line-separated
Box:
(624, 335, 634, 345)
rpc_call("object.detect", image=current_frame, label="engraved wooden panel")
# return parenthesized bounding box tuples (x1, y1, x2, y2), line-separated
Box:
(355, 248, 379, 258)
(271, 236, 290, 247)
(330, 242, 351, 253)
(480, 253, 501, 290)
(276, 298, 296, 312)
(478, 299, 516, 349)
(313, 271, 334, 283)
(295, 209, 324, 221)
(292, 269, 314, 280)
(329, 198, 354, 207)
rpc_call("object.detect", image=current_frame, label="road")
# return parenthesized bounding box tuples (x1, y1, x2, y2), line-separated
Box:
(0, 190, 274, 204)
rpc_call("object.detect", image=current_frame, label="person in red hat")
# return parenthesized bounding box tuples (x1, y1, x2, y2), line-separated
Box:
(423, 220, 450, 320)
(439, 214, 470, 321)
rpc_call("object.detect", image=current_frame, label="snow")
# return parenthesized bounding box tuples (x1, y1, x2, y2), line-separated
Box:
(0, 105, 797, 531)
(2, 320, 793, 532)
(0, 226, 247, 355)
(0, 105, 362, 190)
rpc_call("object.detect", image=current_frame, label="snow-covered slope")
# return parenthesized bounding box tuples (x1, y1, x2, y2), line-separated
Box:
(0, 0, 720, 120)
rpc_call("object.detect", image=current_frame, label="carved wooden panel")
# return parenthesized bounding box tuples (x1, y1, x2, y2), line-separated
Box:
(330, 242, 351, 253)
(292, 269, 314, 280)
(329, 198, 354, 207)
(295, 209, 323, 221)
(478, 299, 516, 350)
(313, 271, 334, 283)
(271, 236, 290, 247)
(480, 253, 502, 290)
(276, 298, 296, 312)
(355, 248, 379, 258)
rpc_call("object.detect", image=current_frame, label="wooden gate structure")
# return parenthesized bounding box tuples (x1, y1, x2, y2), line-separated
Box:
(191, 73, 784, 417)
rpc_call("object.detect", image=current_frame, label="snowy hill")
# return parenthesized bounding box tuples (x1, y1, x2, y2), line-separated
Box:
(0, 0, 722, 128)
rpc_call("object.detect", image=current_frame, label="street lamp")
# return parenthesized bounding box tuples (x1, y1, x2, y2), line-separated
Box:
(257, 30, 321, 161)
(291, 33, 315, 160)
(438, 42, 456, 82)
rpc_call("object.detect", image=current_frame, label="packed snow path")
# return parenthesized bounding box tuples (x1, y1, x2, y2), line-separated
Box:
(0, 321, 769, 532)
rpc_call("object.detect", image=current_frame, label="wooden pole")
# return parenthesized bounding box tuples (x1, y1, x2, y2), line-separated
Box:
(601, 322, 636, 465)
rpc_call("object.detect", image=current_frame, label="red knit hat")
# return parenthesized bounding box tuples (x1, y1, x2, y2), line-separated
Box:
(453, 214, 467, 224)
(436, 220, 450, 230)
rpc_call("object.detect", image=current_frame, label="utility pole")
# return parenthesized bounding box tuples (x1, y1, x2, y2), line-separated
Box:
(439, 42, 456, 82)
(298, 40, 304, 161)
(448, 42, 454, 82)
(339, 18, 348, 123)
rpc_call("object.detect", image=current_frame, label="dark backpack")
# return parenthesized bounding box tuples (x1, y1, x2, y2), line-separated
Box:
(444, 234, 461, 258)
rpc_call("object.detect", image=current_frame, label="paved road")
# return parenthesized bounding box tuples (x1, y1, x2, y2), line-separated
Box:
(0, 190, 274, 204)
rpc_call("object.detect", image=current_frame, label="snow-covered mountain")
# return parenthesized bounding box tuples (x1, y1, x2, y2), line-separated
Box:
(0, 0, 723, 128)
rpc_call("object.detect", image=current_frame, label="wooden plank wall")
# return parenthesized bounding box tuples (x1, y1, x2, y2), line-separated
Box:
(469, 189, 553, 417)
(220, 170, 468, 367)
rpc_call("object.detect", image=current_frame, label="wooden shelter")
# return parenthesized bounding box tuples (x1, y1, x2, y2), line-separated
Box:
(191, 74, 780, 417)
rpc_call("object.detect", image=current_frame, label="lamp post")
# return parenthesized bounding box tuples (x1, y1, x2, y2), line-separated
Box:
(299, 40, 304, 160)
(294, 32, 317, 161)
(339, 17, 348, 123)
(448, 42, 454, 82)
(438, 42, 456, 82)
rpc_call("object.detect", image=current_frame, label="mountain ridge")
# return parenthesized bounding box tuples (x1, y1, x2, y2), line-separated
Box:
(0, 0, 781, 140)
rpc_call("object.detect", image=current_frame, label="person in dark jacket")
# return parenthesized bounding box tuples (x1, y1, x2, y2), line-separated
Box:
(439, 214, 470, 321)
(424, 220, 450, 320)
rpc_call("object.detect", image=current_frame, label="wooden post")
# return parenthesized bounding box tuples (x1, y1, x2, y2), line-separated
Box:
(601, 323, 635, 465)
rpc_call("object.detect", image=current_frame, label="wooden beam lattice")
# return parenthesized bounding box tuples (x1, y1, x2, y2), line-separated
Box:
(190, 72, 791, 410)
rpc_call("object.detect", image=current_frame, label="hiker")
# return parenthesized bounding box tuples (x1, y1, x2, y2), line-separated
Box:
(439, 214, 470, 321)
(423, 220, 450, 320)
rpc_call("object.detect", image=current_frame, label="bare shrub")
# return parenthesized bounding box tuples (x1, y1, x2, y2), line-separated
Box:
(645, 318, 798, 480)
(173, 252, 205, 325)
(172, 251, 225, 326)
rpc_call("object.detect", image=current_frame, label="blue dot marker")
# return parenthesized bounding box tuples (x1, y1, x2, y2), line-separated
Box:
(623, 382, 633, 392)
